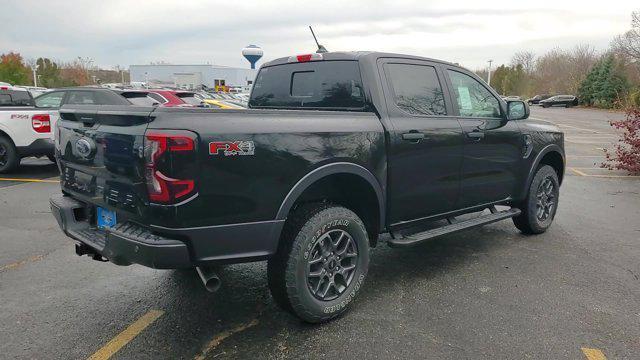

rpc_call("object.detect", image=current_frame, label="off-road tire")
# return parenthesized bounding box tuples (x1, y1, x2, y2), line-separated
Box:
(513, 165, 560, 234)
(0, 136, 19, 174)
(267, 203, 369, 323)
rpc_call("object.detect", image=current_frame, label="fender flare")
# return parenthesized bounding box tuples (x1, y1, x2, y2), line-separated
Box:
(275, 162, 385, 230)
(521, 144, 565, 196)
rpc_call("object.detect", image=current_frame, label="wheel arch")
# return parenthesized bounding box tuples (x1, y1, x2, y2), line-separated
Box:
(275, 162, 385, 246)
(0, 127, 16, 145)
(521, 144, 565, 198)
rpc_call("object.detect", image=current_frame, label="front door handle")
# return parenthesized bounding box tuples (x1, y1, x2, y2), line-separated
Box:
(402, 132, 425, 141)
(466, 131, 485, 140)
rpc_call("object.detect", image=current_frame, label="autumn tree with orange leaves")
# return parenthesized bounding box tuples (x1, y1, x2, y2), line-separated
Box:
(0, 52, 31, 85)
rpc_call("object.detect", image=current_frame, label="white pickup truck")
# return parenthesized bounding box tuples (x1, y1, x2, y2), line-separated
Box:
(0, 86, 131, 173)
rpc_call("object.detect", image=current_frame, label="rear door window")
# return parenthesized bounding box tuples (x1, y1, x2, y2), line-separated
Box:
(384, 63, 446, 116)
(249, 60, 365, 110)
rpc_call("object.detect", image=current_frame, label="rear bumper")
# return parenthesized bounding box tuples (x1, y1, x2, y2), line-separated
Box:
(50, 194, 284, 269)
(17, 138, 54, 157)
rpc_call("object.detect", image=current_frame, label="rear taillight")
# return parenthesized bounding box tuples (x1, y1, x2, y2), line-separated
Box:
(32, 114, 51, 133)
(144, 131, 197, 204)
(288, 53, 323, 63)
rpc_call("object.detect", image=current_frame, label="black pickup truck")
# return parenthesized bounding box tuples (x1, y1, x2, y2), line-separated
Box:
(50, 51, 564, 323)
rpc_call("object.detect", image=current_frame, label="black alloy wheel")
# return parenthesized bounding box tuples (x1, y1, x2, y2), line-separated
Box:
(306, 229, 359, 301)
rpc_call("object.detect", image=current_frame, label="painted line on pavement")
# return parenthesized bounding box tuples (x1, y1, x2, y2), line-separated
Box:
(193, 318, 260, 360)
(87, 310, 165, 360)
(569, 167, 588, 176)
(581, 347, 607, 360)
(568, 167, 640, 178)
(0, 177, 59, 183)
(0, 254, 45, 272)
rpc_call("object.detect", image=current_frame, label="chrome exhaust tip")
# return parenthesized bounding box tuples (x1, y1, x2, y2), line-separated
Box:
(196, 266, 221, 292)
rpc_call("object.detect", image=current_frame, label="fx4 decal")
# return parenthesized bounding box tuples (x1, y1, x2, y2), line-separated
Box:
(209, 141, 255, 156)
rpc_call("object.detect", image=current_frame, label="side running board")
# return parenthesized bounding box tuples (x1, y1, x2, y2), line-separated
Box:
(387, 207, 521, 248)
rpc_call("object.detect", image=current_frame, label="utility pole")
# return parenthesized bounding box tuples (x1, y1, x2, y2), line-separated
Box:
(487, 59, 493, 86)
(32, 65, 37, 87)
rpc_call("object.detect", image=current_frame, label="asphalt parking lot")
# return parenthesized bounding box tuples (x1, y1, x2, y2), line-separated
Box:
(1, 107, 638, 359)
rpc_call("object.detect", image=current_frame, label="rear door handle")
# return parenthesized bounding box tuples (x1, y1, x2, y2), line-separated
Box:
(402, 132, 425, 141)
(466, 131, 485, 140)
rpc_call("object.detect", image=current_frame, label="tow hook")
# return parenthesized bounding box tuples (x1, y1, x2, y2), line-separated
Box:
(196, 266, 221, 292)
(75, 243, 108, 262)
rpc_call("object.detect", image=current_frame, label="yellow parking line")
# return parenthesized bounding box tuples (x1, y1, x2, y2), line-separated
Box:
(193, 318, 260, 360)
(209, 99, 241, 109)
(569, 167, 588, 176)
(581, 347, 607, 360)
(580, 174, 640, 178)
(0, 177, 59, 183)
(88, 310, 164, 360)
(568, 167, 640, 178)
(0, 254, 44, 272)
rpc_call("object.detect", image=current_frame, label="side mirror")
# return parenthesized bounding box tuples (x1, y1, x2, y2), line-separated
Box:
(507, 100, 529, 120)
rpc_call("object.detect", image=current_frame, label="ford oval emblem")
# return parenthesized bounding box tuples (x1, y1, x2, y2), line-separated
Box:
(75, 138, 95, 159)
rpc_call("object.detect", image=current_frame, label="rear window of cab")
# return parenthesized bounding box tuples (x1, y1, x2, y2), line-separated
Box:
(0, 90, 33, 106)
(249, 60, 365, 110)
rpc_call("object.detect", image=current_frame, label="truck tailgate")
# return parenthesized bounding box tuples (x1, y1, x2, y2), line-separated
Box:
(57, 105, 155, 222)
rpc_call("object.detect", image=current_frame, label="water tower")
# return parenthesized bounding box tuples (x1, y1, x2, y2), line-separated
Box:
(242, 45, 263, 69)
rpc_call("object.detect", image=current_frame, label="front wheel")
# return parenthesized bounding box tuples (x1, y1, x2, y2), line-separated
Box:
(513, 165, 560, 234)
(268, 204, 369, 323)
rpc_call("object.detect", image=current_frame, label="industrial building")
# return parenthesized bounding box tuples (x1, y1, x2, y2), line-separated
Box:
(129, 45, 263, 91)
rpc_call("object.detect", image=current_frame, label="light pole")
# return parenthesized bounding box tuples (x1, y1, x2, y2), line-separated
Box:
(487, 59, 493, 86)
(32, 65, 37, 87)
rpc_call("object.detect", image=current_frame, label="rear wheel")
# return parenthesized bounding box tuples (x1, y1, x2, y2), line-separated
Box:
(513, 165, 560, 234)
(0, 137, 19, 174)
(267, 203, 369, 323)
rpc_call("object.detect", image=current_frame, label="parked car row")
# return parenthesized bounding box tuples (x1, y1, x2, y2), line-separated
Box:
(527, 94, 578, 108)
(0, 84, 251, 173)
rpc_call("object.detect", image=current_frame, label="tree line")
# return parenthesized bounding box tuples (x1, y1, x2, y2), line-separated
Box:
(475, 11, 640, 108)
(0, 52, 128, 88)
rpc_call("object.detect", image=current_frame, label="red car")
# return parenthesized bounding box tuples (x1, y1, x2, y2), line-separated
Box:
(117, 90, 203, 107)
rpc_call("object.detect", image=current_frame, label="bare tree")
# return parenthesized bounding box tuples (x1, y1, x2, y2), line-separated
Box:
(511, 51, 536, 74)
(612, 11, 640, 61)
(568, 44, 598, 94)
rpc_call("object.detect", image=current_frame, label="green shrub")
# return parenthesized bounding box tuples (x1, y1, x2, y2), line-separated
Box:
(630, 90, 640, 107)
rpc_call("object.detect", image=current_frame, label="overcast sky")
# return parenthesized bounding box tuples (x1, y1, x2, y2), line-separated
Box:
(1, 0, 638, 71)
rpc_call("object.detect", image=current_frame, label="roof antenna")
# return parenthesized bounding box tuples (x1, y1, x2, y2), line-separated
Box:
(309, 26, 328, 53)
